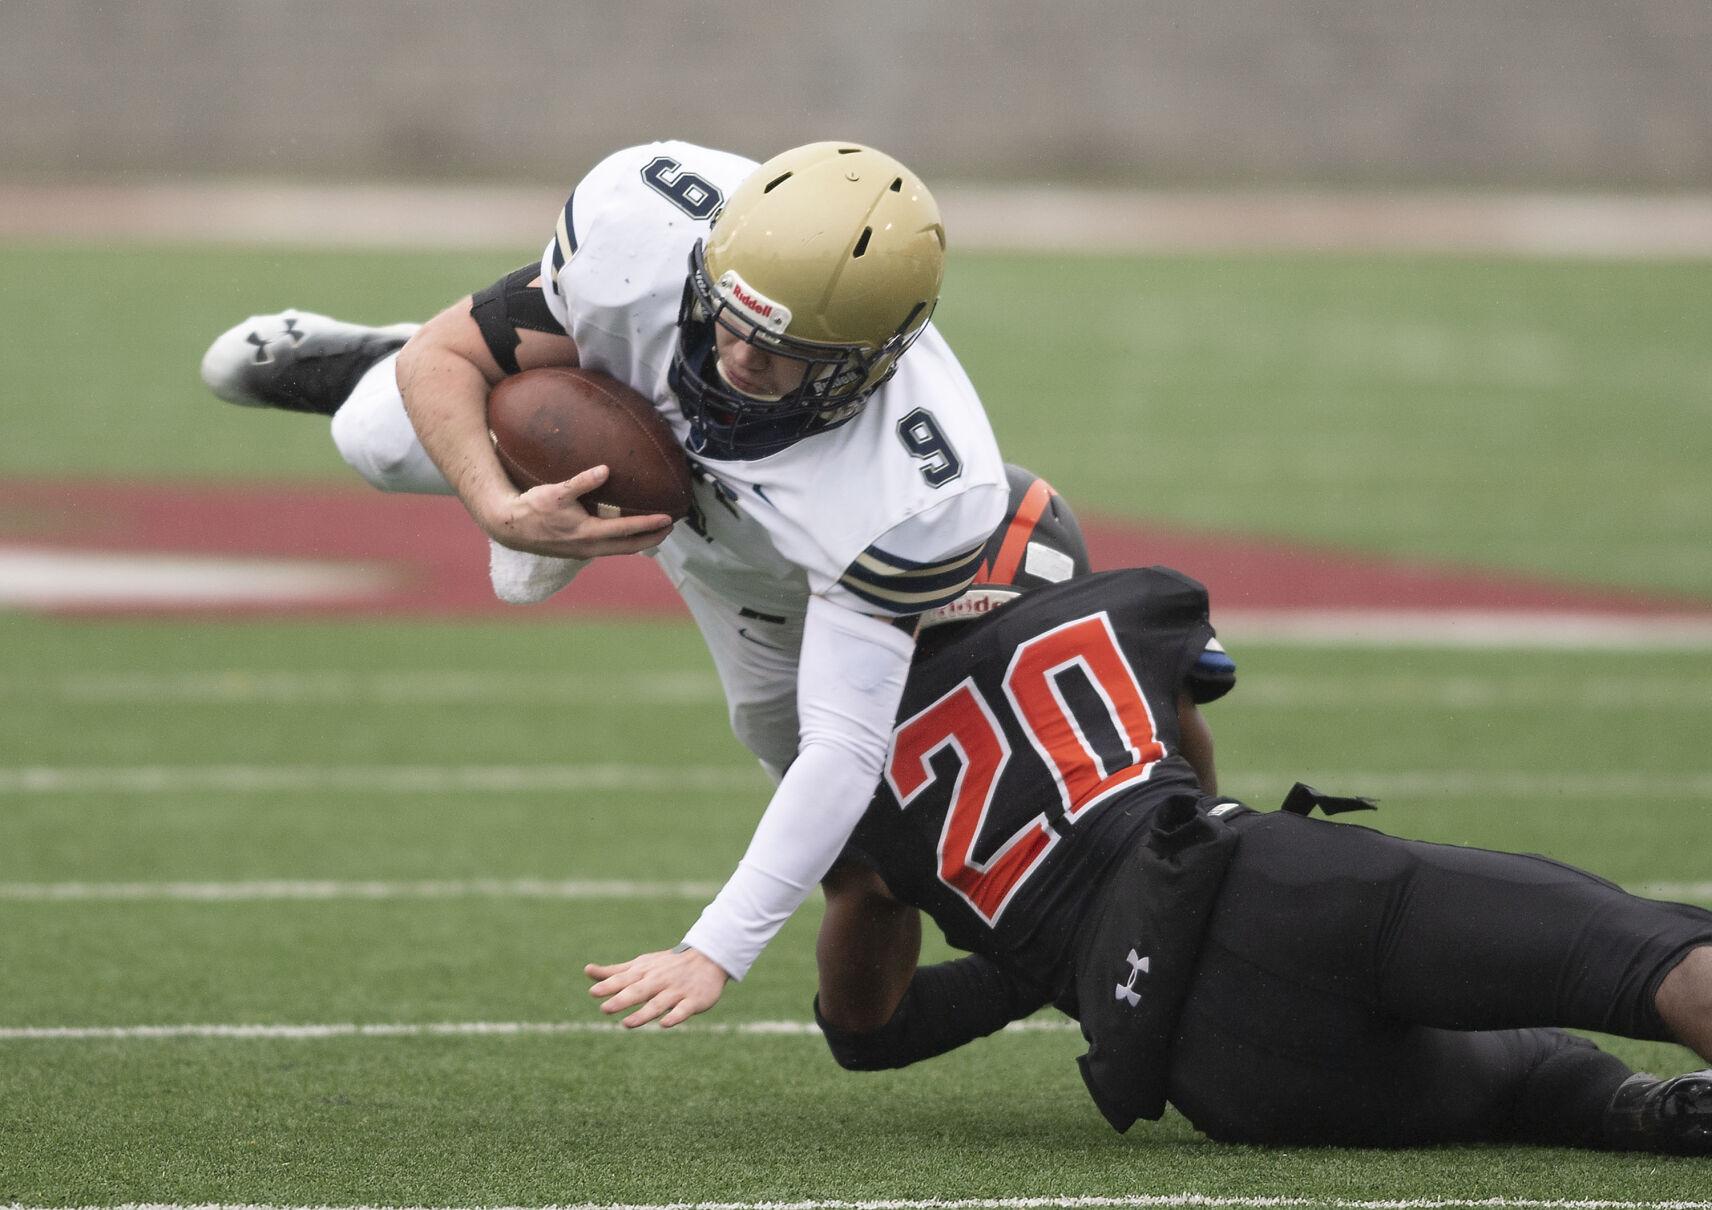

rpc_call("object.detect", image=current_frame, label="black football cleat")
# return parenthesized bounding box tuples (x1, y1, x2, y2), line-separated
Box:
(200, 309, 418, 415)
(1603, 1069, 1712, 1154)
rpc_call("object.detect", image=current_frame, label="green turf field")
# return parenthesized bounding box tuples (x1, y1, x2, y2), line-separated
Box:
(2, 243, 1710, 1203)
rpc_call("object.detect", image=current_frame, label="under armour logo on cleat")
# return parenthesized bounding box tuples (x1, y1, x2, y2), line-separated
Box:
(281, 317, 305, 345)
(247, 332, 272, 364)
(1114, 948, 1150, 1008)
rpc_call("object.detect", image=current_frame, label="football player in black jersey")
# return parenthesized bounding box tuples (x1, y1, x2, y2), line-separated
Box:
(812, 466, 1712, 1154)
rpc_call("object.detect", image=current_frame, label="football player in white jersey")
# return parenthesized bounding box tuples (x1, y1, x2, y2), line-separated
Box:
(200, 141, 1009, 1026)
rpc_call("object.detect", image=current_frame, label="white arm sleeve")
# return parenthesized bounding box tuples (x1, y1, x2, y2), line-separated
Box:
(680, 595, 915, 979)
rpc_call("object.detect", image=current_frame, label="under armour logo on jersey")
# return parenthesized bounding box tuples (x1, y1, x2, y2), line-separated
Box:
(1115, 948, 1150, 1008)
(246, 317, 305, 364)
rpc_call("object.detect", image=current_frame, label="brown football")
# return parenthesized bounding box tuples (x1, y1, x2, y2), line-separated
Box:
(486, 366, 694, 520)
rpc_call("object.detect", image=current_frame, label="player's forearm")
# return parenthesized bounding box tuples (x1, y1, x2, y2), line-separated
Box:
(816, 865, 922, 1033)
(1177, 693, 1218, 793)
(681, 740, 889, 978)
(682, 599, 916, 979)
(815, 953, 1052, 1070)
(396, 330, 514, 529)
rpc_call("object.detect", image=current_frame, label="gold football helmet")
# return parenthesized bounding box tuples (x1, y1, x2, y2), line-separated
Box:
(670, 142, 946, 459)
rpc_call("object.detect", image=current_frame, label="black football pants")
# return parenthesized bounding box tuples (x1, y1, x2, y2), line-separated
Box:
(1165, 810, 1712, 1147)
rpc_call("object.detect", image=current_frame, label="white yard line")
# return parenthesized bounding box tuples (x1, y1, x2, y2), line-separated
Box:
(16, 670, 1711, 709)
(5, 1197, 1712, 1210)
(0, 1019, 1077, 1042)
(1644, 882, 1712, 901)
(1227, 769, 1712, 800)
(1, 877, 1703, 904)
(1212, 610, 1712, 652)
(2, 765, 1706, 799)
(0, 878, 723, 901)
(37, 670, 724, 706)
(0, 764, 762, 795)
(1231, 676, 1712, 710)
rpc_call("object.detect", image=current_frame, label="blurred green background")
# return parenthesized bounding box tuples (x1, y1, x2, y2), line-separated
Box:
(10, 244, 1712, 595)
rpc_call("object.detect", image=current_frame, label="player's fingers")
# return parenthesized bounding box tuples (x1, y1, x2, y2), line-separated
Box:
(584, 512, 674, 538)
(560, 523, 670, 557)
(657, 997, 705, 1029)
(551, 464, 611, 501)
(594, 970, 662, 1013)
(588, 972, 639, 999)
(578, 527, 673, 557)
(584, 960, 630, 982)
(622, 991, 678, 1029)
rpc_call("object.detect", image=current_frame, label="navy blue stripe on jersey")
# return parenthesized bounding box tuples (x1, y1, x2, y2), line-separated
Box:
(839, 541, 985, 613)
(550, 193, 578, 280)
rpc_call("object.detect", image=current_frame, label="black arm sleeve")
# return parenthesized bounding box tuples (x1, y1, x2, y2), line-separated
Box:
(814, 952, 1053, 1070)
(469, 264, 566, 375)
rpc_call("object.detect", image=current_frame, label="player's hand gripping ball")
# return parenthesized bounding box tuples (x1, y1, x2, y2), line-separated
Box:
(486, 367, 694, 520)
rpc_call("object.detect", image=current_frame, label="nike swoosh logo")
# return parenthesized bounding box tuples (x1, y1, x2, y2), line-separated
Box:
(737, 627, 784, 651)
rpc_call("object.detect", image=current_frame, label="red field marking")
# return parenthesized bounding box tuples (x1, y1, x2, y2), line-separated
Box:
(2, 478, 1709, 622)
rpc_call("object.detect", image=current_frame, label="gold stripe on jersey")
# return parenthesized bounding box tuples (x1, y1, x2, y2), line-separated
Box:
(839, 542, 985, 612)
(551, 199, 577, 287)
(840, 575, 984, 610)
(849, 543, 984, 582)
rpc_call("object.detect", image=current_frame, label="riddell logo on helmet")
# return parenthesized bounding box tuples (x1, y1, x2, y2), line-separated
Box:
(942, 594, 998, 619)
(732, 284, 772, 318)
(918, 587, 1021, 630)
(716, 271, 791, 333)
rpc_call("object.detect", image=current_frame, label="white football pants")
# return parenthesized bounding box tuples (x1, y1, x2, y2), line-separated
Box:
(329, 353, 801, 778)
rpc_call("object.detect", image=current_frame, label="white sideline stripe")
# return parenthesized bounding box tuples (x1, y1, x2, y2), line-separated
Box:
(26, 670, 1712, 709)
(0, 764, 763, 795)
(0, 1019, 1078, 1042)
(41, 670, 724, 706)
(3, 765, 1708, 799)
(5, 1197, 1712, 1210)
(1, 877, 1704, 904)
(0, 878, 722, 902)
(1640, 882, 1712, 901)
(7, 179, 1712, 258)
(1234, 675, 1712, 711)
(1227, 769, 1712, 800)
(0, 547, 392, 608)
(1215, 609, 1712, 651)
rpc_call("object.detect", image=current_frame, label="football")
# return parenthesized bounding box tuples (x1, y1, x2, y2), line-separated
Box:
(486, 366, 694, 520)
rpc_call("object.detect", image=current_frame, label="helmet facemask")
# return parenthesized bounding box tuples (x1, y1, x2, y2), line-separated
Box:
(671, 240, 929, 460)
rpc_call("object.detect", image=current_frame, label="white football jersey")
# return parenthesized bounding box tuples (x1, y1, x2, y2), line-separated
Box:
(536, 141, 1007, 621)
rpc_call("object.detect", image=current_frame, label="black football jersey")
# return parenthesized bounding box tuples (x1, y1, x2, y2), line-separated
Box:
(847, 567, 1226, 986)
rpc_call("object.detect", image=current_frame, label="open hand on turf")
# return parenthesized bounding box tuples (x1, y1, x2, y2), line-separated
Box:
(585, 946, 729, 1028)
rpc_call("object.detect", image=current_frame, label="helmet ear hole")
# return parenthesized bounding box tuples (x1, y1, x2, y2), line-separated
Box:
(852, 228, 872, 258)
(890, 177, 903, 192)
